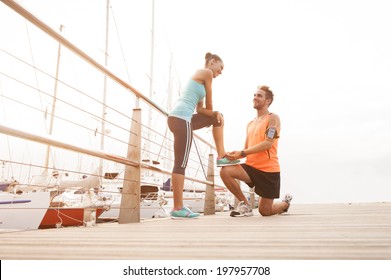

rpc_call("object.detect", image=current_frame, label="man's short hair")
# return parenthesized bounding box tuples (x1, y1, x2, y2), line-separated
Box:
(258, 85, 274, 106)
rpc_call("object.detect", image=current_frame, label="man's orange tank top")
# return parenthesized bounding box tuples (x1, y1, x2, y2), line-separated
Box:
(245, 113, 280, 172)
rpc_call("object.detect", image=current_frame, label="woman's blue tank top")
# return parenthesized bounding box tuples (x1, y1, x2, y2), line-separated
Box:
(169, 79, 206, 122)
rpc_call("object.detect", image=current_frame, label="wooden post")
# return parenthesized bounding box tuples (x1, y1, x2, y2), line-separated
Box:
(118, 108, 141, 223)
(204, 153, 215, 215)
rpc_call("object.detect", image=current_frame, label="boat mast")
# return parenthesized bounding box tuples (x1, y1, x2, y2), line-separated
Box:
(145, 0, 155, 161)
(155, 54, 173, 170)
(44, 24, 64, 171)
(167, 54, 173, 113)
(148, 0, 155, 114)
(99, 0, 110, 178)
(164, 54, 174, 172)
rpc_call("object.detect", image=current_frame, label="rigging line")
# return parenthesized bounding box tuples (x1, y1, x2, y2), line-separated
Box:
(0, 70, 135, 139)
(140, 146, 169, 163)
(192, 138, 208, 180)
(70, 58, 95, 147)
(140, 125, 174, 162)
(46, 24, 64, 171)
(2, 77, 36, 182)
(155, 126, 169, 162)
(161, 28, 182, 94)
(0, 94, 136, 149)
(2, 0, 168, 117)
(3, 159, 139, 190)
(24, 18, 48, 134)
(59, 27, 95, 149)
(0, 48, 134, 124)
(0, 81, 15, 177)
(140, 120, 173, 141)
(110, 4, 131, 84)
(159, 21, 183, 97)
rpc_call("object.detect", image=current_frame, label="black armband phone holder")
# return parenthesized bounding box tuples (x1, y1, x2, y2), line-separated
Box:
(265, 127, 279, 140)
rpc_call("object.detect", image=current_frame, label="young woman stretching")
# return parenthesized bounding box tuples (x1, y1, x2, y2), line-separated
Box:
(167, 52, 239, 219)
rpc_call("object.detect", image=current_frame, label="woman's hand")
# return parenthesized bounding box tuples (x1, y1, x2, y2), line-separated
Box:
(214, 111, 224, 126)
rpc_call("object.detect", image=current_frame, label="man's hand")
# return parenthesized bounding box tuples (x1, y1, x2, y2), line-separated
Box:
(225, 151, 241, 160)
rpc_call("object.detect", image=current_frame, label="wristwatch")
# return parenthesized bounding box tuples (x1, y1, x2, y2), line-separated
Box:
(240, 150, 246, 158)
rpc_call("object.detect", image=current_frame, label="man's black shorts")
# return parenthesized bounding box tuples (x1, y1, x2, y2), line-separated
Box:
(241, 163, 280, 199)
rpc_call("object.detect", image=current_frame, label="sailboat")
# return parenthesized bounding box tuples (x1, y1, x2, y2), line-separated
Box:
(2, 23, 110, 228)
(0, 191, 50, 230)
(0, 162, 49, 230)
(95, 0, 169, 220)
(98, 169, 169, 220)
(0, 1, 212, 225)
(0, 159, 50, 231)
(0, 179, 15, 192)
(37, 171, 109, 228)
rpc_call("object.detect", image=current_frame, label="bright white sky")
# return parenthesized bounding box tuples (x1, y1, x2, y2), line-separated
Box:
(1, 0, 390, 203)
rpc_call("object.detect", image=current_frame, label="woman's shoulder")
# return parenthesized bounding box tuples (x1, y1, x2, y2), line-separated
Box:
(192, 68, 213, 81)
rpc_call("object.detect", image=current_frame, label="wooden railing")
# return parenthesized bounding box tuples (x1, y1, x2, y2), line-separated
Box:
(0, 0, 222, 223)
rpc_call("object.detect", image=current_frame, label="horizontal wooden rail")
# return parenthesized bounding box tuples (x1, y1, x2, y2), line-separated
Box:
(0, 122, 217, 187)
(0, 0, 215, 150)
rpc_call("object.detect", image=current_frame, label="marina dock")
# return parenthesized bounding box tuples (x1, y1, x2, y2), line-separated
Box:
(1, 202, 390, 260)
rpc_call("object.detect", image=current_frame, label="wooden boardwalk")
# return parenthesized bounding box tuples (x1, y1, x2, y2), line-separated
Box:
(1, 202, 390, 260)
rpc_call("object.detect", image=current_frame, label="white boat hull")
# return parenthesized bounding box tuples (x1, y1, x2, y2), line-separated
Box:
(0, 192, 50, 230)
(99, 199, 169, 220)
(160, 190, 205, 213)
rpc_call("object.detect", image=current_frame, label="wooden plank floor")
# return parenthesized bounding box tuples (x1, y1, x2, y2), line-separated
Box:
(1, 202, 390, 260)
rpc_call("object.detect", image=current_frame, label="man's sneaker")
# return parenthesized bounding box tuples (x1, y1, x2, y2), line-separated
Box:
(282, 193, 293, 213)
(230, 201, 253, 217)
(170, 206, 200, 219)
(216, 157, 240, 167)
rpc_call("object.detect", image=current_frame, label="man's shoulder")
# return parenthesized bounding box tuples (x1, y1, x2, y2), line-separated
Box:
(269, 112, 281, 120)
